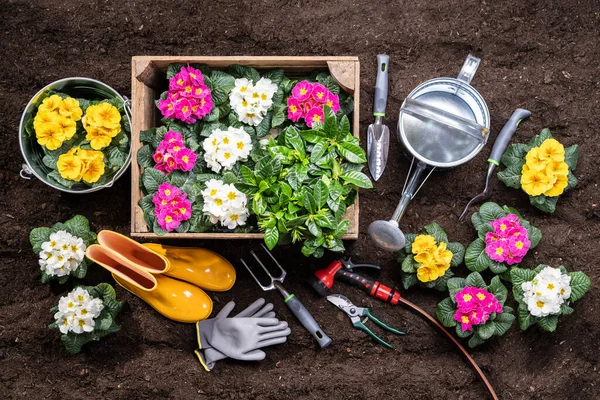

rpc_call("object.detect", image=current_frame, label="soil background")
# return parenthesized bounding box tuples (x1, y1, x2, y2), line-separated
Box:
(1, 0, 599, 399)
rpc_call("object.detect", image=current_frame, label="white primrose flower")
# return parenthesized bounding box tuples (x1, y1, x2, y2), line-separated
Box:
(522, 266, 572, 317)
(221, 208, 248, 229)
(55, 311, 75, 334)
(238, 107, 264, 126)
(215, 146, 238, 169)
(219, 184, 247, 209)
(203, 128, 252, 173)
(39, 231, 86, 277)
(71, 316, 95, 334)
(229, 77, 277, 126)
(71, 287, 90, 304)
(201, 179, 224, 200)
(54, 288, 103, 335)
(527, 295, 561, 317)
(201, 180, 249, 229)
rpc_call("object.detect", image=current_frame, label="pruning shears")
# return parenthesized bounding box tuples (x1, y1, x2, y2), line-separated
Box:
(326, 294, 405, 348)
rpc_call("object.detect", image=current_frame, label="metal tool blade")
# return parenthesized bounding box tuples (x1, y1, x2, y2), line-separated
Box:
(326, 294, 354, 312)
(367, 119, 390, 181)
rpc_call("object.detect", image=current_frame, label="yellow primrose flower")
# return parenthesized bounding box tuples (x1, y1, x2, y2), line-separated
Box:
(82, 157, 105, 183)
(96, 125, 120, 138)
(34, 111, 60, 132)
(78, 148, 104, 162)
(416, 265, 442, 283)
(56, 116, 77, 140)
(521, 168, 553, 196)
(543, 174, 568, 197)
(538, 138, 565, 162)
(545, 160, 569, 177)
(85, 127, 113, 150)
(57, 153, 84, 181)
(433, 242, 453, 267)
(524, 147, 549, 171)
(58, 97, 82, 121)
(38, 94, 63, 114)
(85, 103, 121, 130)
(36, 123, 65, 150)
(414, 251, 434, 265)
(411, 234, 437, 255)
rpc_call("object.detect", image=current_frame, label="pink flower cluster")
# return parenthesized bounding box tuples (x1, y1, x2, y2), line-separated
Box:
(153, 131, 197, 174)
(158, 66, 213, 124)
(484, 214, 531, 265)
(152, 182, 192, 231)
(453, 287, 503, 331)
(287, 80, 340, 128)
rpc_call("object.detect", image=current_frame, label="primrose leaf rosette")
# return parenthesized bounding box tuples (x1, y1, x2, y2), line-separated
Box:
(29, 215, 97, 284)
(510, 265, 590, 332)
(497, 128, 578, 213)
(436, 272, 515, 348)
(48, 283, 123, 354)
(465, 202, 542, 278)
(397, 222, 465, 291)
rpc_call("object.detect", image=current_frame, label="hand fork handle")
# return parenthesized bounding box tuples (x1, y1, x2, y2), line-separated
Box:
(284, 294, 332, 348)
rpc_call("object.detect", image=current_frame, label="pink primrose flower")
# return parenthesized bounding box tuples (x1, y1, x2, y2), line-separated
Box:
(174, 200, 192, 220)
(485, 240, 508, 263)
(158, 208, 181, 231)
(292, 80, 314, 102)
(311, 83, 328, 103)
(158, 99, 176, 119)
(453, 311, 473, 331)
(305, 107, 325, 128)
(157, 182, 180, 201)
(456, 287, 480, 312)
(287, 97, 303, 122)
(175, 148, 197, 172)
(325, 92, 340, 113)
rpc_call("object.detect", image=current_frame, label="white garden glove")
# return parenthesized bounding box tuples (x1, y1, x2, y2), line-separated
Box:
(195, 298, 290, 371)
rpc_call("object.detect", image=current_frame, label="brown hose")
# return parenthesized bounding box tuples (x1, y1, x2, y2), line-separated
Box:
(398, 297, 498, 400)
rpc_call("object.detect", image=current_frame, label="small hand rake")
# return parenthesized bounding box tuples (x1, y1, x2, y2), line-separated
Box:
(241, 244, 332, 348)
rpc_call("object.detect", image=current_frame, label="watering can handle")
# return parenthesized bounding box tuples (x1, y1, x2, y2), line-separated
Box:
(488, 108, 532, 164)
(373, 54, 389, 116)
(457, 54, 481, 85)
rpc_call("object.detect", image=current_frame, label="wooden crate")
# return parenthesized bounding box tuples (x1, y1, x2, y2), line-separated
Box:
(131, 56, 361, 239)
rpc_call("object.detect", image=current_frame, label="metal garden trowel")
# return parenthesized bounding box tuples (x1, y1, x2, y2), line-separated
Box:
(367, 54, 390, 181)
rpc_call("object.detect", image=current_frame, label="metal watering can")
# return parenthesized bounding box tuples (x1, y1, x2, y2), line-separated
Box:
(369, 55, 490, 251)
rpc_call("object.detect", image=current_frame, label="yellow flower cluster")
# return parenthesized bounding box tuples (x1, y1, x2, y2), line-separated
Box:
(520, 138, 568, 197)
(82, 103, 122, 150)
(57, 147, 105, 183)
(34, 95, 82, 150)
(411, 234, 453, 283)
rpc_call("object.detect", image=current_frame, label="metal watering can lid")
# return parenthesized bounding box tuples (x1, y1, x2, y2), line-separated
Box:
(398, 54, 490, 168)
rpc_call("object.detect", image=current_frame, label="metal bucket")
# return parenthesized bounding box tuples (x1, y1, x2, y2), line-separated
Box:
(19, 77, 132, 194)
(369, 55, 490, 251)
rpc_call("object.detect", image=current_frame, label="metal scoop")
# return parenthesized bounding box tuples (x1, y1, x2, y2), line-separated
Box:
(458, 108, 531, 221)
(367, 54, 390, 181)
(241, 244, 332, 348)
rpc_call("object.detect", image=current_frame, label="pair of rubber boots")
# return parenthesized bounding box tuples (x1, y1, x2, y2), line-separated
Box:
(86, 231, 235, 323)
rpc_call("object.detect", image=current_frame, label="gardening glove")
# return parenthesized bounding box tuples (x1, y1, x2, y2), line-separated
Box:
(194, 299, 290, 371)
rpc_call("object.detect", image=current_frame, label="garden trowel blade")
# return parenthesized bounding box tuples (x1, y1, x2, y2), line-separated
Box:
(367, 122, 389, 181)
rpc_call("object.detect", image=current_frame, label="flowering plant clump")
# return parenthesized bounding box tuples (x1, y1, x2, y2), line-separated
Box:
(153, 131, 197, 174)
(48, 283, 123, 354)
(511, 265, 590, 332)
(201, 179, 249, 229)
(158, 65, 213, 124)
(229, 77, 278, 126)
(24, 90, 130, 189)
(33, 94, 81, 150)
(30, 215, 97, 284)
(153, 182, 192, 232)
(397, 222, 464, 291)
(203, 127, 252, 173)
(498, 128, 578, 213)
(287, 80, 340, 127)
(436, 272, 515, 348)
(465, 202, 541, 277)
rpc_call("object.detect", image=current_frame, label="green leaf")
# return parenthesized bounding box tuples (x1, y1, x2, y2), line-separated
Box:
(465, 272, 487, 288)
(568, 271, 591, 302)
(307, 219, 322, 237)
(455, 324, 473, 338)
(332, 219, 350, 237)
(528, 128, 553, 147)
(563, 144, 579, 171)
(476, 322, 495, 340)
(47, 170, 75, 189)
(300, 129, 326, 144)
(142, 168, 167, 193)
(340, 170, 373, 189)
(492, 312, 515, 336)
(468, 333, 486, 348)
(262, 69, 285, 85)
(322, 105, 338, 139)
(200, 121, 228, 137)
(489, 261, 508, 274)
(517, 303, 536, 330)
(255, 111, 273, 137)
(447, 277, 466, 301)
(478, 202, 506, 224)
(401, 256, 418, 273)
(465, 238, 491, 272)
(30, 227, 51, 254)
(436, 297, 457, 327)
(284, 126, 305, 155)
(137, 144, 154, 168)
(538, 314, 559, 332)
(526, 224, 543, 249)
(271, 103, 287, 128)
(264, 226, 279, 250)
(446, 242, 465, 267)
(401, 271, 419, 290)
(241, 166, 257, 186)
(304, 191, 317, 214)
(337, 142, 367, 164)
(62, 333, 88, 354)
(560, 304, 574, 315)
(567, 171, 578, 189)
(471, 212, 488, 232)
(209, 70, 235, 105)
(222, 172, 238, 185)
(310, 141, 328, 163)
(287, 164, 308, 190)
(314, 179, 329, 209)
(253, 195, 267, 215)
(228, 64, 261, 82)
(432, 269, 454, 291)
(167, 63, 187, 79)
(498, 164, 523, 189)
(423, 222, 448, 244)
(337, 115, 351, 141)
(487, 276, 508, 304)
(529, 194, 558, 213)
(500, 143, 530, 168)
(64, 215, 92, 240)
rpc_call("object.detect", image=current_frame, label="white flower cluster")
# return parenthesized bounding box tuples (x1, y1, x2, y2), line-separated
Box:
(202, 179, 249, 229)
(522, 266, 572, 317)
(203, 127, 252, 173)
(39, 231, 86, 277)
(229, 77, 278, 126)
(54, 287, 104, 334)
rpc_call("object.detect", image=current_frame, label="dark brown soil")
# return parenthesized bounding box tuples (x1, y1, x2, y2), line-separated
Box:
(1, 0, 599, 399)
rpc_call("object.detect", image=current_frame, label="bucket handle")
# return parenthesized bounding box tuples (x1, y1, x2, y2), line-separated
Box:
(456, 54, 480, 85)
(20, 164, 33, 180)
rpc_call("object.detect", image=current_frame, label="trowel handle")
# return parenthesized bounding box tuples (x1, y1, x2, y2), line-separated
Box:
(488, 108, 532, 164)
(373, 54, 390, 116)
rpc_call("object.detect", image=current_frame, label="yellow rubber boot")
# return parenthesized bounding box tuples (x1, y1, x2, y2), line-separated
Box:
(86, 244, 212, 323)
(142, 243, 236, 291)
